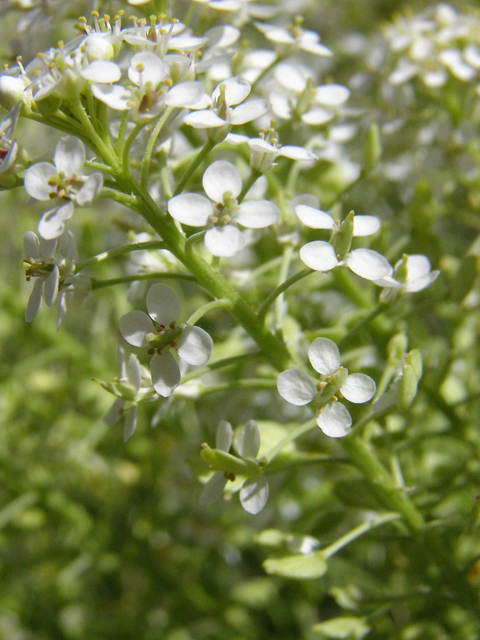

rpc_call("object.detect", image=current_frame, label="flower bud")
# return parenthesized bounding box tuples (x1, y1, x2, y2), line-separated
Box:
(85, 33, 115, 62)
(0, 74, 29, 110)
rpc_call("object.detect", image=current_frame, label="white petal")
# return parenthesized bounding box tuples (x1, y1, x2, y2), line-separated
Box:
(345, 249, 392, 280)
(308, 337, 341, 375)
(299, 241, 338, 271)
(146, 283, 179, 327)
(177, 326, 213, 365)
(203, 160, 242, 202)
(119, 310, 153, 347)
(38, 202, 74, 240)
(128, 52, 166, 88)
(123, 406, 138, 442)
(43, 265, 59, 306)
(39, 236, 58, 261)
(255, 22, 294, 44)
(273, 62, 309, 93)
(168, 193, 212, 226)
(104, 398, 124, 426)
(91, 84, 131, 110)
(403, 254, 432, 280)
(353, 215, 380, 237)
(76, 173, 103, 206)
(216, 420, 233, 452)
(301, 107, 334, 126)
(317, 402, 352, 438)
(23, 230, 40, 260)
(295, 205, 334, 229)
(341, 374, 376, 403)
(277, 368, 316, 405)
(236, 200, 279, 229)
(127, 353, 142, 392)
(204, 225, 245, 257)
(315, 84, 350, 106)
(240, 475, 269, 515)
(236, 420, 260, 460)
(212, 76, 250, 106)
(183, 109, 225, 128)
(165, 81, 206, 108)
(150, 351, 181, 397)
(405, 271, 440, 293)
(81, 61, 121, 84)
(57, 230, 76, 261)
(54, 136, 85, 176)
(206, 25, 240, 48)
(199, 472, 227, 506)
(300, 41, 333, 57)
(25, 279, 43, 322)
(230, 98, 269, 124)
(24, 162, 57, 200)
(279, 146, 317, 161)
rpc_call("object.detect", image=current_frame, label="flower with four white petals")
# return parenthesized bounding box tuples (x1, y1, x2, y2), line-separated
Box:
(119, 284, 213, 397)
(375, 254, 440, 301)
(277, 338, 376, 438)
(297, 208, 392, 282)
(254, 20, 333, 57)
(24, 135, 103, 240)
(200, 419, 269, 515)
(23, 229, 76, 322)
(167, 160, 280, 257)
(183, 76, 269, 140)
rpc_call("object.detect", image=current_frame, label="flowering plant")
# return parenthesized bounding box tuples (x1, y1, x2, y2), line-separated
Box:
(1, 1, 479, 638)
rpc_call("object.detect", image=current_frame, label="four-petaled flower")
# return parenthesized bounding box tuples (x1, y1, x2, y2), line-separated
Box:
(167, 160, 280, 257)
(375, 254, 440, 301)
(119, 283, 213, 397)
(200, 419, 269, 515)
(24, 136, 103, 240)
(277, 338, 376, 438)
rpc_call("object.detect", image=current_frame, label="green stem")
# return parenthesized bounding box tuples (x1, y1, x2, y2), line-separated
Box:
(69, 98, 117, 168)
(116, 111, 130, 158)
(75, 241, 167, 271)
(173, 139, 216, 195)
(141, 106, 174, 189)
(250, 53, 282, 92)
(337, 302, 389, 348)
(196, 379, 277, 396)
(186, 299, 232, 325)
(274, 245, 294, 334)
(180, 351, 263, 384)
(322, 512, 401, 559)
(264, 418, 317, 464)
(84, 160, 115, 175)
(98, 187, 136, 208)
(258, 267, 313, 325)
(238, 169, 262, 203)
(91, 272, 195, 290)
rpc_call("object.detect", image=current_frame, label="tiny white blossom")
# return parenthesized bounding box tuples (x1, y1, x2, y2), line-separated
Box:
(167, 160, 279, 257)
(375, 254, 440, 301)
(277, 338, 376, 438)
(119, 284, 213, 397)
(255, 20, 332, 57)
(24, 136, 103, 240)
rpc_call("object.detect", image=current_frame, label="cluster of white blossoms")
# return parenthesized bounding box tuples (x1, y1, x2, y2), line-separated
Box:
(385, 3, 480, 91)
(119, 284, 213, 397)
(277, 338, 376, 438)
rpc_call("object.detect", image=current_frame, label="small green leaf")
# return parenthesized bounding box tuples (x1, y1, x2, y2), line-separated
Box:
(397, 362, 418, 410)
(201, 445, 258, 477)
(312, 616, 370, 639)
(263, 551, 327, 580)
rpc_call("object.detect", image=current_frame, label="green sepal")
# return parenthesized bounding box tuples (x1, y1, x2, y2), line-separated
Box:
(316, 368, 349, 407)
(406, 349, 422, 380)
(387, 332, 408, 364)
(263, 551, 327, 580)
(201, 444, 259, 477)
(397, 361, 419, 411)
(35, 96, 63, 117)
(363, 119, 382, 174)
(333, 211, 354, 259)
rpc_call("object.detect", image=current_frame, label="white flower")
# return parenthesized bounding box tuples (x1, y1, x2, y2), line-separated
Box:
(255, 20, 332, 57)
(104, 347, 156, 442)
(119, 284, 213, 397)
(23, 229, 76, 322)
(297, 208, 391, 281)
(183, 76, 269, 139)
(277, 338, 376, 438)
(24, 136, 103, 240)
(375, 254, 440, 300)
(167, 160, 280, 257)
(90, 51, 206, 116)
(200, 420, 269, 514)
(123, 16, 207, 56)
(0, 103, 20, 174)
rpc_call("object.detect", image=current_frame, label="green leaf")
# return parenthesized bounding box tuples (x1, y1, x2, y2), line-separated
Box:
(263, 551, 327, 580)
(312, 616, 370, 639)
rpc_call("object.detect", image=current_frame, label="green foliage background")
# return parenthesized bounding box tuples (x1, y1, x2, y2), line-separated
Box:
(0, 1, 479, 639)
